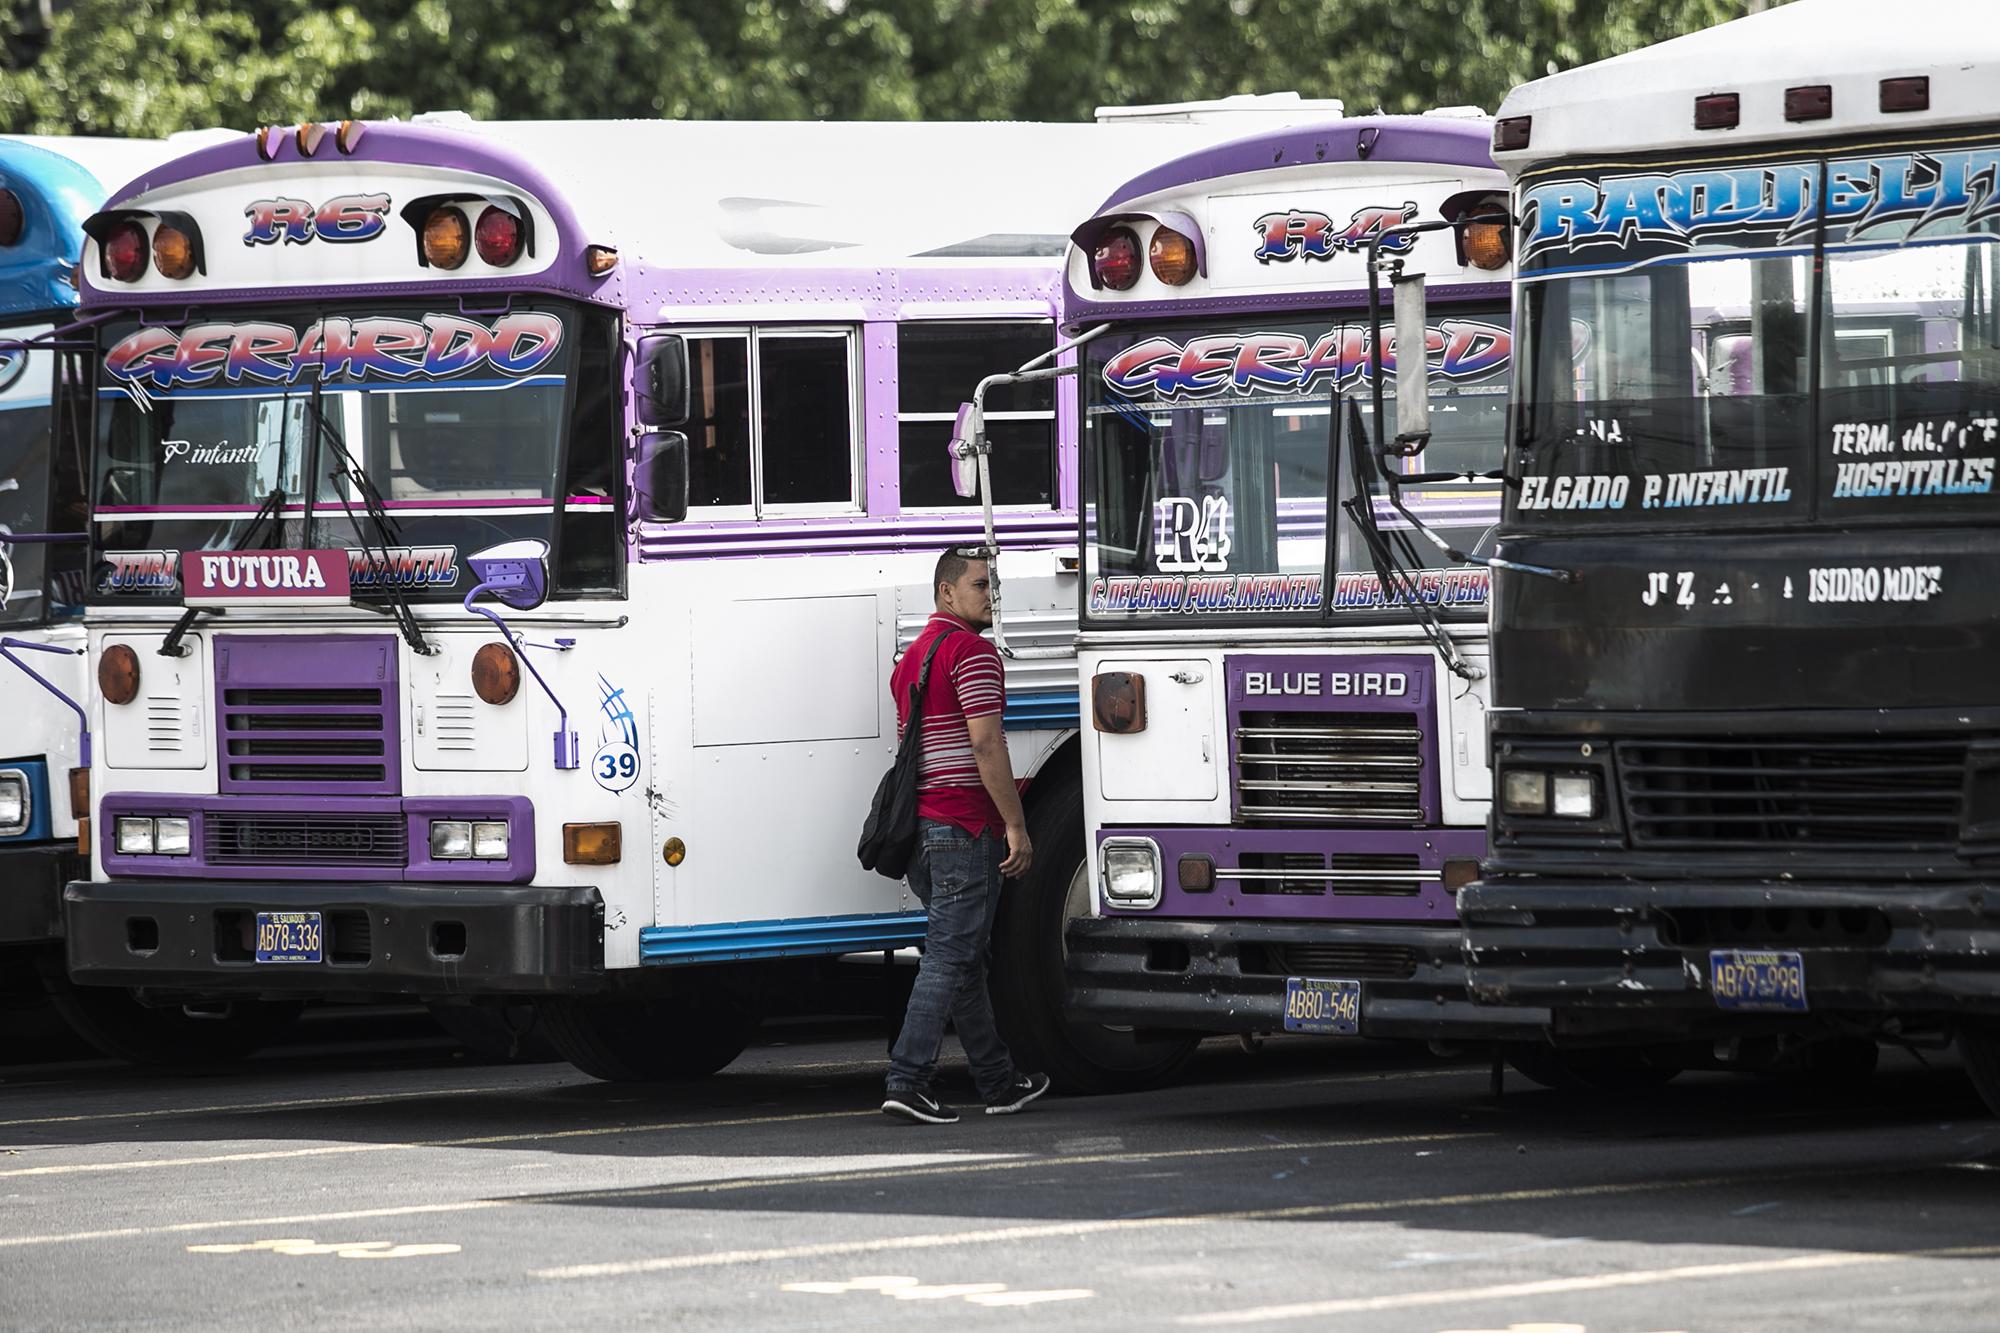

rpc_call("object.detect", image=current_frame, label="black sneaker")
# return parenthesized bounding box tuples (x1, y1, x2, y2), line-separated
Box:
(985, 1071, 1052, 1116)
(881, 1089, 959, 1125)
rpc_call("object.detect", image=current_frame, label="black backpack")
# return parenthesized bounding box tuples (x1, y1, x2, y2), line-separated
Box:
(857, 629, 958, 879)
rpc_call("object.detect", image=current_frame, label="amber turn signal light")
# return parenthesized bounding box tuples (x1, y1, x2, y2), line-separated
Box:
(1442, 857, 1482, 893)
(68, 767, 88, 820)
(1091, 671, 1146, 734)
(422, 206, 470, 270)
(662, 836, 686, 867)
(563, 822, 622, 865)
(76, 815, 90, 859)
(471, 642, 521, 705)
(98, 644, 140, 705)
(1148, 226, 1198, 285)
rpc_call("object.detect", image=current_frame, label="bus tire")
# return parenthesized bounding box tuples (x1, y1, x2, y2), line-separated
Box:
(538, 994, 756, 1083)
(44, 979, 301, 1066)
(1504, 1042, 1682, 1096)
(426, 1001, 561, 1063)
(1958, 1024, 2000, 1118)
(989, 766, 1197, 1095)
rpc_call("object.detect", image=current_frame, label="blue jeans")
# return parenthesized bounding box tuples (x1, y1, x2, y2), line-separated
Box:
(887, 819, 1016, 1101)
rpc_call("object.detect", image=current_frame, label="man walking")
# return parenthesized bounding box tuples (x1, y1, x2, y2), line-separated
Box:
(882, 548, 1051, 1124)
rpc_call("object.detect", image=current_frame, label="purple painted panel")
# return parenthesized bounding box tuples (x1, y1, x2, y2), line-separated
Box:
(404, 795, 536, 884)
(637, 508, 1074, 561)
(1227, 652, 1440, 824)
(213, 634, 401, 797)
(98, 791, 535, 884)
(863, 322, 900, 515)
(1064, 280, 1511, 331)
(1096, 824, 1483, 922)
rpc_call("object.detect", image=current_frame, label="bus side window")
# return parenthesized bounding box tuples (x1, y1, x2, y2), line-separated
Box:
(757, 331, 854, 506)
(557, 310, 622, 594)
(686, 333, 752, 508)
(896, 322, 1056, 508)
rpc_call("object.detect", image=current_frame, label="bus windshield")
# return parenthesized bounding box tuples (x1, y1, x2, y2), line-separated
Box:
(1514, 146, 2000, 530)
(1082, 308, 1509, 622)
(89, 302, 582, 601)
(0, 329, 82, 629)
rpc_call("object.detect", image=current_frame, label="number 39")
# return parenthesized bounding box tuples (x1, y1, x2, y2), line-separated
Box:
(597, 751, 637, 780)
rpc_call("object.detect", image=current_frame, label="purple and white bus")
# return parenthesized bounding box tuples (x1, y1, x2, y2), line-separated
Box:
(964, 111, 1558, 1088)
(54, 110, 1338, 1074)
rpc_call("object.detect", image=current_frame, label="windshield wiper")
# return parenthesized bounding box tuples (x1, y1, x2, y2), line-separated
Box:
(157, 481, 286, 658)
(308, 387, 432, 657)
(1339, 398, 1486, 682)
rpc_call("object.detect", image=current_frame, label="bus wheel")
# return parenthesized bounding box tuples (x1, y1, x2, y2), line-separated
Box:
(44, 979, 300, 1066)
(538, 994, 756, 1083)
(989, 767, 1197, 1095)
(1504, 1042, 1682, 1095)
(426, 1001, 560, 1062)
(1958, 1024, 2000, 1118)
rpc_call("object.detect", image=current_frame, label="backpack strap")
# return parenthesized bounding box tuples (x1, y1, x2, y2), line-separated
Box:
(903, 628, 961, 731)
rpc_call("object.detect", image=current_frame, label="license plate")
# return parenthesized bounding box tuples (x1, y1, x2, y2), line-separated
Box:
(1708, 949, 1807, 1012)
(255, 910, 323, 964)
(1282, 976, 1361, 1035)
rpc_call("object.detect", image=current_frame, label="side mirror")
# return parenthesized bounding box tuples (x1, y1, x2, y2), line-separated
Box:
(0, 546, 13, 612)
(635, 430, 690, 523)
(1388, 271, 1432, 457)
(464, 538, 550, 611)
(948, 401, 980, 500)
(637, 334, 689, 428)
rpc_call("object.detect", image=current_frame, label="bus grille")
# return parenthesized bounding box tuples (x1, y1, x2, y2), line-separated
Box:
(1617, 735, 1973, 852)
(1232, 852, 1429, 896)
(1244, 942, 1419, 979)
(204, 811, 408, 868)
(1234, 711, 1425, 825)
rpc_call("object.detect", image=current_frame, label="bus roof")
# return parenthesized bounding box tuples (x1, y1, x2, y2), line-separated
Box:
(99, 118, 1259, 273)
(1496, 0, 2000, 167)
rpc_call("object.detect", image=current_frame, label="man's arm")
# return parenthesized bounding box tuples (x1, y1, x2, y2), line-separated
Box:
(966, 713, 1032, 878)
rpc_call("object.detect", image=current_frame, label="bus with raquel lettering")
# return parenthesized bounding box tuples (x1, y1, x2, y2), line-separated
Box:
(0, 133, 306, 1061)
(956, 110, 1560, 1090)
(54, 111, 1314, 1076)
(1457, 0, 2000, 1106)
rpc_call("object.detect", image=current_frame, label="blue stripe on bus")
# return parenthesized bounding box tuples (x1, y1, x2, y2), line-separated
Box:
(639, 910, 929, 965)
(1002, 689, 1079, 732)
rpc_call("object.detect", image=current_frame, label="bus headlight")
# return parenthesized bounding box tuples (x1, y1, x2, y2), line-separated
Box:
(1550, 773, 1598, 819)
(1498, 769, 1549, 816)
(116, 816, 156, 854)
(154, 816, 192, 856)
(1100, 837, 1162, 909)
(429, 820, 473, 859)
(471, 821, 510, 859)
(0, 771, 28, 836)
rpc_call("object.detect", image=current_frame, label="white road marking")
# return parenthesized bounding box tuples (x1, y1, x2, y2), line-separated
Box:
(780, 1275, 1092, 1306)
(186, 1237, 462, 1260)
(0, 1084, 512, 1131)
(1175, 1246, 2000, 1326)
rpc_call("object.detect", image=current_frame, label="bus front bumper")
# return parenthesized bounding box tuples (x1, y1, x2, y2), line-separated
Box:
(1459, 876, 2000, 1026)
(64, 879, 606, 997)
(1064, 916, 1549, 1042)
(0, 843, 74, 947)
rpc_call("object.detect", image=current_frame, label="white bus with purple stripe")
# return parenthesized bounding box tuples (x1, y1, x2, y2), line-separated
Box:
(56, 114, 1280, 1077)
(1020, 111, 1554, 1085)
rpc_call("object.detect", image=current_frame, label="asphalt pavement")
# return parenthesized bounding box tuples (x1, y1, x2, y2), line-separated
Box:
(1, 1022, 1996, 1331)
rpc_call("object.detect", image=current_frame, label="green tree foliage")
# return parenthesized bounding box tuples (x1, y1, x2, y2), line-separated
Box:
(0, 0, 1771, 136)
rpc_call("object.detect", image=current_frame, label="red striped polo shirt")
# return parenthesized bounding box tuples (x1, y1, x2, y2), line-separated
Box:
(892, 611, 1006, 836)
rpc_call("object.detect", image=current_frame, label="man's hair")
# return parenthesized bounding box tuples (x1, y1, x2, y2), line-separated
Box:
(934, 547, 984, 598)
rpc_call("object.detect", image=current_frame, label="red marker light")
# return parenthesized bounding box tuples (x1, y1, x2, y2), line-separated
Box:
(474, 205, 522, 266)
(101, 220, 148, 282)
(1093, 226, 1142, 291)
(0, 190, 22, 247)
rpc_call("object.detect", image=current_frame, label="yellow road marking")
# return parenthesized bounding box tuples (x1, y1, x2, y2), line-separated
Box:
(1176, 1246, 2000, 1325)
(0, 1106, 883, 1179)
(0, 1084, 511, 1130)
(543, 1132, 1486, 1205)
(526, 1163, 1947, 1282)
